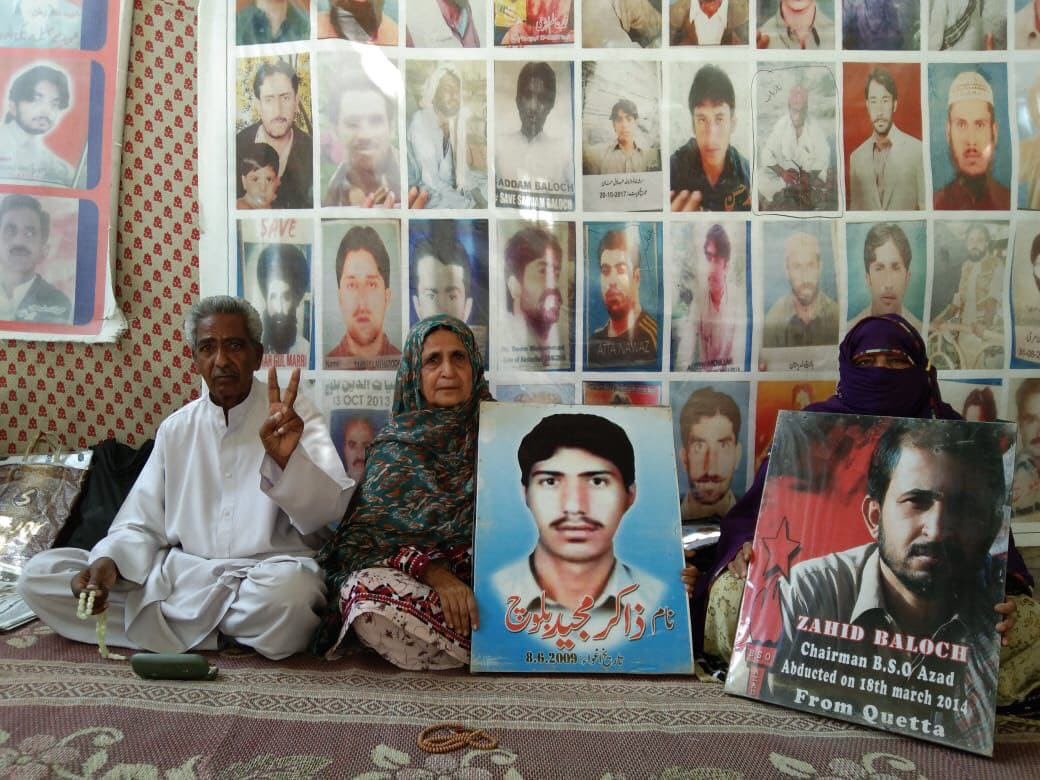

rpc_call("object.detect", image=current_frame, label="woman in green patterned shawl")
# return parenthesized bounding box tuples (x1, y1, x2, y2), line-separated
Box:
(313, 315, 492, 669)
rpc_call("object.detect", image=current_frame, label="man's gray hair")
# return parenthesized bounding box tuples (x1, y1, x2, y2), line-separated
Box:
(183, 295, 263, 350)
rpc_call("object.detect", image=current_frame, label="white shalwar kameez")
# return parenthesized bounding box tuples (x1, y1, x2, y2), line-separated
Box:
(18, 378, 353, 659)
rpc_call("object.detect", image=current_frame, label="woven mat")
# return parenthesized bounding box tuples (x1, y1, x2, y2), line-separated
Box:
(1, 622, 1038, 779)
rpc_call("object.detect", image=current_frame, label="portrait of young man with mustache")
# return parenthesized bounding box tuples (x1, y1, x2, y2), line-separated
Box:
(324, 224, 401, 370)
(235, 58, 313, 210)
(0, 64, 76, 186)
(846, 66, 926, 212)
(492, 413, 666, 640)
(586, 226, 660, 369)
(678, 387, 743, 524)
(0, 193, 72, 323)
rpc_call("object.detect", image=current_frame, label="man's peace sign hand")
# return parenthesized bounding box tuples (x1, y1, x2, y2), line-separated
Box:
(260, 366, 304, 469)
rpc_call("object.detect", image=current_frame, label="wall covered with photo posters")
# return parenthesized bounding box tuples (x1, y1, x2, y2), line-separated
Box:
(196, 1, 1040, 542)
(0, 0, 200, 451)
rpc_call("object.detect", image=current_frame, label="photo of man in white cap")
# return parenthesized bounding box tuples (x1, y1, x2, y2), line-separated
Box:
(933, 69, 1010, 210)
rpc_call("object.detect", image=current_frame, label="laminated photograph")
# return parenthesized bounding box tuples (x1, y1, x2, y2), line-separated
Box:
(844, 221, 926, 333)
(234, 54, 313, 211)
(0, 0, 85, 49)
(0, 55, 93, 188)
(581, 61, 662, 212)
(726, 410, 1016, 755)
(937, 379, 1001, 424)
(1011, 219, 1040, 367)
(405, 60, 488, 210)
(321, 218, 402, 371)
(472, 402, 693, 673)
(1016, 0, 1040, 48)
(669, 0, 749, 45)
(496, 383, 577, 404)
(670, 220, 749, 372)
(842, 63, 925, 212)
(927, 220, 1006, 371)
(757, 0, 835, 48)
(317, 48, 402, 209)
(1017, 62, 1040, 210)
(408, 219, 489, 361)
(495, 0, 575, 45)
(752, 380, 835, 467)
(842, 0, 919, 50)
(1010, 378, 1040, 540)
(494, 60, 575, 211)
(584, 221, 664, 371)
(318, 377, 392, 513)
(668, 61, 752, 213)
(235, 0, 310, 44)
(498, 218, 576, 372)
(315, 0, 399, 45)
(928, 0, 1006, 50)
(755, 64, 839, 213)
(406, 0, 485, 47)
(928, 64, 1011, 211)
(0, 193, 79, 325)
(756, 220, 839, 372)
(237, 217, 314, 369)
(582, 0, 662, 47)
(669, 381, 750, 567)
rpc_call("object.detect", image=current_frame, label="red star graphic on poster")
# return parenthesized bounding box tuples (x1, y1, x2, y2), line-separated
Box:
(759, 516, 801, 582)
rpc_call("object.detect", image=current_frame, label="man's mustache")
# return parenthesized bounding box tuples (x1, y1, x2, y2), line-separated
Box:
(695, 474, 725, 484)
(540, 289, 562, 307)
(906, 542, 950, 561)
(550, 516, 603, 530)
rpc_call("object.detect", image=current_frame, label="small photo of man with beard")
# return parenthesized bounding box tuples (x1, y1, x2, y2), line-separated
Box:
(928, 64, 1012, 211)
(584, 221, 664, 371)
(497, 218, 576, 372)
(757, 220, 840, 372)
(929, 220, 1008, 370)
(0, 57, 92, 188)
(237, 217, 313, 369)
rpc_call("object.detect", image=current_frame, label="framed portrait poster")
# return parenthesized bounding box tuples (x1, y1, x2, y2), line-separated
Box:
(726, 410, 1016, 755)
(472, 401, 693, 674)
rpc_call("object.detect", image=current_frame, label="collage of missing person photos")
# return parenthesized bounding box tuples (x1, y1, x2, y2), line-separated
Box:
(213, 0, 1040, 718)
(0, 1, 128, 340)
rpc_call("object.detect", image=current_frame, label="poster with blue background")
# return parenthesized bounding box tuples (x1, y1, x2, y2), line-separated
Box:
(472, 401, 693, 674)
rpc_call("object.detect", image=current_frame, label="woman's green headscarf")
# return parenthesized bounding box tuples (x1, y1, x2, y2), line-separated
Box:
(316, 314, 492, 597)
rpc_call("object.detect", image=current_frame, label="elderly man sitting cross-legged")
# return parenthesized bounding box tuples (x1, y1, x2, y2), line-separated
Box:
(17, 296, 353, 659)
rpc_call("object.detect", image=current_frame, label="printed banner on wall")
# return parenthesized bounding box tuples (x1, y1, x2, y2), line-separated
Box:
(726, 410, 1016, 755)
(0, 0, 129, 341)
(471, 401, 693, 674)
